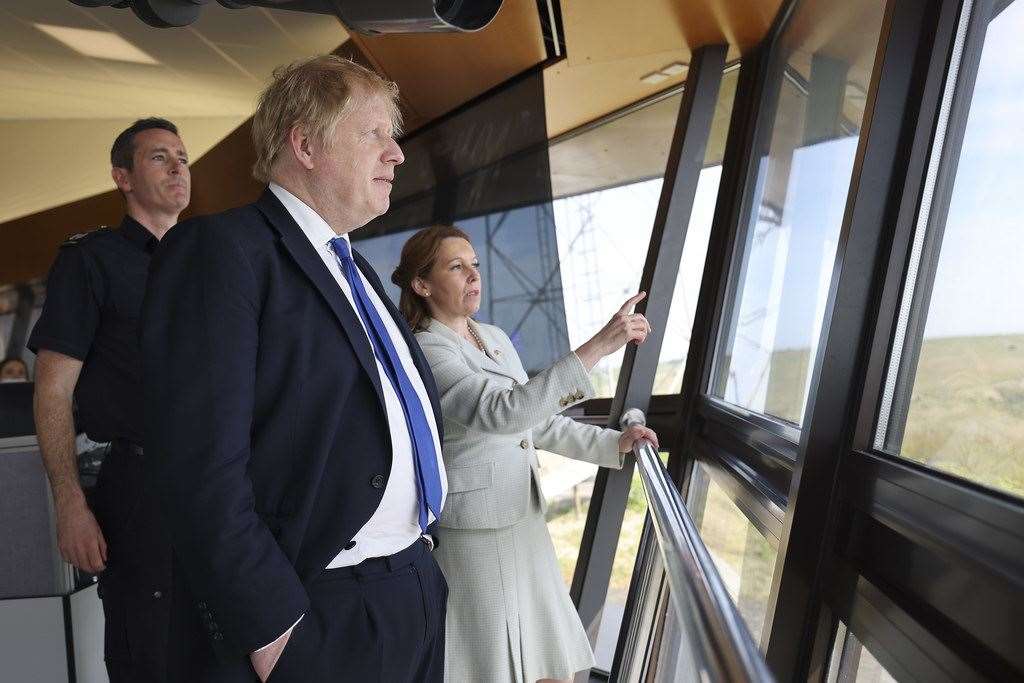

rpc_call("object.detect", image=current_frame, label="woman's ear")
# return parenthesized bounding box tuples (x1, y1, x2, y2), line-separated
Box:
(411, 277, 431, 298)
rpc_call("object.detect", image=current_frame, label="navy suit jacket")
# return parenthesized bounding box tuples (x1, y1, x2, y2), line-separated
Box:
(141, 189, 443, 659)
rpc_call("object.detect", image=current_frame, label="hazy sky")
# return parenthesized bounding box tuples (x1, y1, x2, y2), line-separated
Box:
(921, 0, 1024, 339)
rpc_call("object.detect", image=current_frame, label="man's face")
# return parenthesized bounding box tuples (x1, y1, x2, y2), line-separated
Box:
(114, 128, 191, 217)
(312, 91, 404, 231)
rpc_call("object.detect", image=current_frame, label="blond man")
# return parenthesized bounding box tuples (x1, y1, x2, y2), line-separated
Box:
(141, 56, 448, 683)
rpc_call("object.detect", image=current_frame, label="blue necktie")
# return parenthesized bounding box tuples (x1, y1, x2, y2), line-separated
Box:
(329, 237, 443, 531)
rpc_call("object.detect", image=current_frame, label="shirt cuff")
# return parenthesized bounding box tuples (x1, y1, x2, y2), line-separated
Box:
(253, 614, 303, 653)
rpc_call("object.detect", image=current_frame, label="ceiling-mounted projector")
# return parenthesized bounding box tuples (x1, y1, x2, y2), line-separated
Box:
(67, 0, 504, 33)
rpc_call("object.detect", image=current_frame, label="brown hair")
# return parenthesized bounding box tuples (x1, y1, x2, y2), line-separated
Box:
(392, 225, 472, 331)
(110, 118, 179, 170)
(251, 54, 402, 183)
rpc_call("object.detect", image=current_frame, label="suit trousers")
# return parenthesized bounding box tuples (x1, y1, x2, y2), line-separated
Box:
(91, 443, 175, 683)
(178, 538, 448, 683)
(267, 538, 448, 683)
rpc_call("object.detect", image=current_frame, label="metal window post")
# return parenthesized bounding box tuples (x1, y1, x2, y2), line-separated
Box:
(568, 42, 728, 671)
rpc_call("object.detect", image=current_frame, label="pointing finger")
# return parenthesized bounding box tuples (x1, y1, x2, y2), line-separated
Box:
(617, 291, 647, 315)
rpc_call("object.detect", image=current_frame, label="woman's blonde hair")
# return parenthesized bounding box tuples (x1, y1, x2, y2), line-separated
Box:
(392, 225, 473, 331)
(251, 55, 402, 183)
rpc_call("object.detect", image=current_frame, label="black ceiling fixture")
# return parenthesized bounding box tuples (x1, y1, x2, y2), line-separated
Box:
(66, 0, 504, 33)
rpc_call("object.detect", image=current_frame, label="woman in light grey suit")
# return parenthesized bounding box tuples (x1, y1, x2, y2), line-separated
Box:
(392, 225, 659, 683)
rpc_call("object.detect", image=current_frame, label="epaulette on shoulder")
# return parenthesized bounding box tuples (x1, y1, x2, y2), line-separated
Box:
(61, 226, 110, 247)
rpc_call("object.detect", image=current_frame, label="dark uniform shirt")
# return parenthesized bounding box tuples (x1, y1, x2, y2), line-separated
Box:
(28, 215, 157, 444)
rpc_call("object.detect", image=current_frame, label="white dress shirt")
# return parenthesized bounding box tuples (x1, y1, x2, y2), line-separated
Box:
(269, 183, 447, 569)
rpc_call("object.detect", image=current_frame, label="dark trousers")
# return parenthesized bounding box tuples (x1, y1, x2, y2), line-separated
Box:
(91, 442, 174, 683)
(269, 539, 447, 683)
(175, 538, 448, 683)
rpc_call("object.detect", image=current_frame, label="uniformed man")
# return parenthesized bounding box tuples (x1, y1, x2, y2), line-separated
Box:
(29, 118, 190, 682)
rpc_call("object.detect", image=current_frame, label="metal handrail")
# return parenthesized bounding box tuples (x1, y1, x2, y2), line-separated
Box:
(621, 408, 775, 682)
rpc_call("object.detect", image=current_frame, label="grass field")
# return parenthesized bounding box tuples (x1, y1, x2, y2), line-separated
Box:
(545, 466, 650, 605)
(901, 334, 1024, 498)
(759, 333, 1024, 498)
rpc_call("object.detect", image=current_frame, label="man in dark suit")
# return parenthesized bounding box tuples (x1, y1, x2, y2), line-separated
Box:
(141, 55, 448, 683)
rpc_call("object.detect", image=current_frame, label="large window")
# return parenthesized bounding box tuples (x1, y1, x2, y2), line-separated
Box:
(711, 0, 886, 425)
(875, 0, 1024, 500)
(554, 180, 661, 396)
(688, 464, 778, 644)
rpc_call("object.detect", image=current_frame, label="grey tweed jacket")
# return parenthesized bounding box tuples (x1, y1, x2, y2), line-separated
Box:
(415, 317, 622, 531)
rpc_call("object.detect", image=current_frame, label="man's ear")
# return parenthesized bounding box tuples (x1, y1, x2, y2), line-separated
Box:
(111, 167, 131, 194)
(288, 126, 316, 171)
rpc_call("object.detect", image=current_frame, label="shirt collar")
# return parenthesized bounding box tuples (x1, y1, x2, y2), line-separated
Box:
(269, 182, 350, 253)
(119, 215, 158, 254)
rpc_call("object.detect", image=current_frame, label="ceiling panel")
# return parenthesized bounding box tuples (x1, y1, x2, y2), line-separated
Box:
(0, 0, 347, 222)
(545, 0, 781, 136)
(0, 1, 347, 120)
(349, 0, 548, 132)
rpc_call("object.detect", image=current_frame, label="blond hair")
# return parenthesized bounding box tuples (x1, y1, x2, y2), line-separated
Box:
(251, 54, 402, 183)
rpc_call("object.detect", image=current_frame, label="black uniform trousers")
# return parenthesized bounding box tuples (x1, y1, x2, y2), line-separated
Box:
(169, 537, 447, 683)
(91, 441, 175, 683)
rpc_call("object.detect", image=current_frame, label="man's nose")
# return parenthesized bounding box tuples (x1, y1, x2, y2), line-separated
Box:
(385, 138, 405, 165)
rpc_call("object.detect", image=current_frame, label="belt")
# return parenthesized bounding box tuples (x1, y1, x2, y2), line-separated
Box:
(319, 537, 431, 580)
(111, 438, 144, 456)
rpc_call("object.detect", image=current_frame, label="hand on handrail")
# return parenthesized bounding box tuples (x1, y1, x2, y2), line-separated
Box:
(618, 424, 659, 454)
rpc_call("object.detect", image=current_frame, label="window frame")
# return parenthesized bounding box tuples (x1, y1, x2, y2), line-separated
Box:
(658, 0, 1024, 679)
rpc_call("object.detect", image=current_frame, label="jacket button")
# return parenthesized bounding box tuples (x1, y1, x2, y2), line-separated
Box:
(371, 474, 385, 489)
(519, 439, 528, 449)
(344, 540, 356, 550)
(152, 590, 163, 599)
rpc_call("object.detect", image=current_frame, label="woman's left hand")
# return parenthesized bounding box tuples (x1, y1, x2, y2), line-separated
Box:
(618, 425, 659, 454)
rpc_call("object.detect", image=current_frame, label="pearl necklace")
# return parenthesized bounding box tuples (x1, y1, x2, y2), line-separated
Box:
(465, 321, 487, 353)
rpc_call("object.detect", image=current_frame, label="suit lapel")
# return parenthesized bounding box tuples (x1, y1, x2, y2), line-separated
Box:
(425, 318, 522, 383)
(254, 190, 385, 406)
(472, 322, 527, 383)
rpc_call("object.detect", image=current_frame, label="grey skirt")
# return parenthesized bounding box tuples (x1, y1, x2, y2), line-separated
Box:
(435, 486, 594, 682)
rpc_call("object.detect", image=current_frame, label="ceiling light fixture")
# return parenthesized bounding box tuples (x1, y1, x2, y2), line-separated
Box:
(35, 24, 160, 65)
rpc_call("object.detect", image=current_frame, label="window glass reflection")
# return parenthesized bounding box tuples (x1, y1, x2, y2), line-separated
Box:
(688, 464, 778, 643)
(712, 0, 885, 425)
(878, 0, 1024, 500)
(657, 68, 739, 395)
